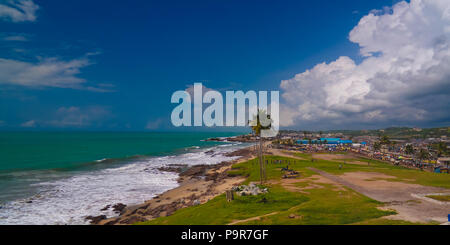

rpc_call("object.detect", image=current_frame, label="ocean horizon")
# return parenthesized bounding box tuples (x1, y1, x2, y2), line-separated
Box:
(0, 131, 249, 225)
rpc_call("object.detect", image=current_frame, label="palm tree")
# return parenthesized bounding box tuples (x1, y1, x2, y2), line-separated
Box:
(405, 144, 415, 155)
(303, 131, 308, 140)
(416, 148, 429, 164)
(373, 142, 381, 151)
(435, 142, 447, 157)
(380, 135, 390, 145)
(249, 109, 272, 184)
(390, 141, 397, 152)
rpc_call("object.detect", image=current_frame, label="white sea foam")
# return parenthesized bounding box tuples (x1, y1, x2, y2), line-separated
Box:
(0, 143, 246, 225)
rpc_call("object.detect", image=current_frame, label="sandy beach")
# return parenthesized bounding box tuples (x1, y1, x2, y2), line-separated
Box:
(91, 147, 256, 225)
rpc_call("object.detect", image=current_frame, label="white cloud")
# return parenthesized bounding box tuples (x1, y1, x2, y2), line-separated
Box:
(47, 106, 112, 128)
(185, 83, 217, 98)
(20, 119, 35, 128)
(17, 106, 113, 128)
(0, 0, 39, 22)
(0, 54, 114, 92)
(2, 34, 28, 41)
(280, 0, 450, 129)
(146, 118, 164, 130)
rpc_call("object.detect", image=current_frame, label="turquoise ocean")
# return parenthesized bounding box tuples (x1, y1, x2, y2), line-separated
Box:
(0, 132, 248, 224)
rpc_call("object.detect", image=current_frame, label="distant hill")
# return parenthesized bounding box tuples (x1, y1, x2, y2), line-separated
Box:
(281, 127, 450, 139)
(324, 127, 450, 139)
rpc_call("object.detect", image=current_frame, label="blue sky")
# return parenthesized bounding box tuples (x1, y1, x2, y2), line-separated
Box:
(1, 0, 449, 131)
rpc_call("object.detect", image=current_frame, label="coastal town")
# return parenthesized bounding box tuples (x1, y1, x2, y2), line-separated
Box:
(230, 127, 450, 174)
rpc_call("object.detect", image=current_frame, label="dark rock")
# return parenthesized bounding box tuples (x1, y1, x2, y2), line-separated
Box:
(205, 137, 222, 142)
(100, 205, 111, 211)
(112, 203, 127, 214)
(179, 164, 211, 178)
(225, 148, 253, 157)
(119, 215, 146, 224)
(205, 172, 219, 181)
(158, 164, 188, 173)
(86, 215, 107, 224)
(103, 219, 118, 225)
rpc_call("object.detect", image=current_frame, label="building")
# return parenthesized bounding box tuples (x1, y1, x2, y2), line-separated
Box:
(296, 138, 353, 145)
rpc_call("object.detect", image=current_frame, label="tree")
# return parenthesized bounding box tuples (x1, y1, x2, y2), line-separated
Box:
(373, 142, 381, 151)
(380, 135, 390, 145)
(405, 144, 415, 155)
(390, 141, 397, 151)
(434, 142, 447, 157)
(249, 109, 272, 184)
(416, 148, 429, 163)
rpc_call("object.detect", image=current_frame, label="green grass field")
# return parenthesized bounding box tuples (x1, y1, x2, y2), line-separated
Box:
(138, 153, 448, 225)
(426, 195, 450, 202)
(292, 153, 450, 188)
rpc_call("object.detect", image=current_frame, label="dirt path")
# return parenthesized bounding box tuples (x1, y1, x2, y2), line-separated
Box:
(308, 167, 450, 224)
(312, 153, 349, 161)
(268, 148, 306, 160)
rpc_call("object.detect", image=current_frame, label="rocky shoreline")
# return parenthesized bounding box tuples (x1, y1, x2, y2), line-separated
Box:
(87, 146, 255, 225)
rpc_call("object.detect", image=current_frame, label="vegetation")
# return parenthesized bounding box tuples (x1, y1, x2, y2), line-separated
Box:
(138, 185, 308, 225)
(238, 184, 395, 225)
(373, 142, 381, 151)
(405, 144, 415, 155)
(352, 218, 437, 225)
(249, 109, 272, 184)
(139, 155, 399, 225)
(138, 153, 450, 225)
(433, 142, 448, 157)
(416, 148, 430, 163)
(290, 153, 450, 189)
(426, 195, 450, 202)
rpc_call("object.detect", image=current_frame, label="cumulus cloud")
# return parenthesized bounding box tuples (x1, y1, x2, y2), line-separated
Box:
(146, 118, 164, 130)
(2, 34, 28, 41)
(0, 54, 114, 92)
(47, 106, 112, 128)
(0, 0, 39, 22)
(18, 106, 113, 128)
(185, 83, 217, 98)
(20, 119, 35, 128)
(280, 0, 450, 129)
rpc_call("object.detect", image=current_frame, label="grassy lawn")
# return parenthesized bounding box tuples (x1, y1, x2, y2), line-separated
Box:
(228, 155, 314, 184)
(137, 185, 309, 225)
(137, 153, 449, 225)
(426, 195, 450, 202)
(293, 153, 450, 189)
(139, 155, 399, 225)
(239, 184, 395, 225)
(351, 218, 437, 225)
